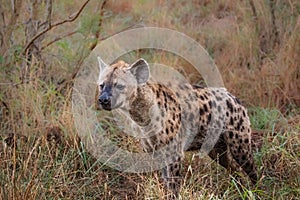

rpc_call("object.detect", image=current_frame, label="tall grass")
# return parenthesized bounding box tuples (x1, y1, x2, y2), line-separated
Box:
(0, 0, 299, 199)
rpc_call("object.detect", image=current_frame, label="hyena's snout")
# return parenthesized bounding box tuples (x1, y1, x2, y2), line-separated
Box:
(98, 92, 111, 110)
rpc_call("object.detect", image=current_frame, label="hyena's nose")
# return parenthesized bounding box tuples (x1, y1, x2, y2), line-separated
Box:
(98, 93, 110, 105)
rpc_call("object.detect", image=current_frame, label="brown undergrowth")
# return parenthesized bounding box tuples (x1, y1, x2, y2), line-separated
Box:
(0, 0, 299, 199)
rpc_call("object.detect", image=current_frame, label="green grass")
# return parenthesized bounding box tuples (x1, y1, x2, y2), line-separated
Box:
(0, 0, 299, 199)
(249, 107, 284, 131)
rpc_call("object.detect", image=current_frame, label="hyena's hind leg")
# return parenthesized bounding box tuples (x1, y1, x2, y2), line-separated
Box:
(231, 146, 258, 184)
(225, 131, 258, 184)
(208, 134, 230, 169)
(209, 133, 258, 184)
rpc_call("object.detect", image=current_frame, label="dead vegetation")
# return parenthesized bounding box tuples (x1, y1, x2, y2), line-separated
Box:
(0, 0, 299, 199)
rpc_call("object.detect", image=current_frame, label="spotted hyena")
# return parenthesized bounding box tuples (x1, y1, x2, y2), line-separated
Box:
(97, 57, 258, 196)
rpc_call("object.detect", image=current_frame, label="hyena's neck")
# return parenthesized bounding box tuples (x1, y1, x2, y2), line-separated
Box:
(129, 83, 154, 126)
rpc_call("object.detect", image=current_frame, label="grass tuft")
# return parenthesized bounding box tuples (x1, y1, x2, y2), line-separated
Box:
(0, 0, 299, 199)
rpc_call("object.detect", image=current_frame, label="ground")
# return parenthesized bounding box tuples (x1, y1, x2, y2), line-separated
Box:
(0, 0, 299, 199)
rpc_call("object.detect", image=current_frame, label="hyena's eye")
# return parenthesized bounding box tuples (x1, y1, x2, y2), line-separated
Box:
(99, 83, 105, 90)
(116, 84, 125, 90)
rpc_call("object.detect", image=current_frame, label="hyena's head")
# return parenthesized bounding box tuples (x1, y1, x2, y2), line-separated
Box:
(97, 57, 150, 111)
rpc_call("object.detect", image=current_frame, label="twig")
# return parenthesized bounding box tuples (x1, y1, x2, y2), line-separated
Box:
(89, 0, 108, 51)
(56, 0, 108, 92)
(42, 0, 108, 51)
(0, 98, 9, 112)
(248, 0, 257, 22)
(99, 21, 144, 41)
(56, 21, 143, 94)
(0, 0, 23, 55)
(269, 0, 279, 47)
(38, 0, 53, 30)
(41, 31, 78, 50)
(45, 0, 53, 28)
(22, 0, 91, 55)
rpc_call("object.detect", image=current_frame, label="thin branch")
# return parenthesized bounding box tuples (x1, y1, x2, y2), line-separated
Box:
(269, 0, 279, 46)
(73, 21, 143, 78)
(31, 0, 39, 20)
(37, 0, 53, 29)
(97, 0, 108, 39)
(89, 0, 108, 51)
(0, 0, 23, 55)
(248, 0, 258, 22)
(0, 98, 9, 112)
(99, 21, 144, 41)
(0, 3, 5, 47)
(10, 0, 15, 12)
(46, 0, 53, 28)
(41, 31, 78, 50)
(42, 0, 108, 51)
(22, 0, 91, 55)
(39, 0, 53, 30)
(56, 0, 108, 92)
(56, 21, 143, 93)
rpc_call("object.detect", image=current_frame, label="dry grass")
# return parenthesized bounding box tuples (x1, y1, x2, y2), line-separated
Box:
(1, 0, 300, 199)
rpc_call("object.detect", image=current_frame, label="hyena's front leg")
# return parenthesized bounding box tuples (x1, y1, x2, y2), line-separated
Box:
(161, 155, 183, 198)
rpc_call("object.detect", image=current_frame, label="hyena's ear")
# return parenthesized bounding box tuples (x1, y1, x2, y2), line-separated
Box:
(129, 58, 150, 85)
(97, 56, 108, 73)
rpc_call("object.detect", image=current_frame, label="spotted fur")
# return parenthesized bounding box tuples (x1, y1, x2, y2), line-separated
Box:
(97, 58, 257, 197)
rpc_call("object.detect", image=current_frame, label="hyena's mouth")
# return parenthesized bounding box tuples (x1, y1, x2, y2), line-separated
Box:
(101, 103, 112, 111)
(100, 101, 123, 111)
